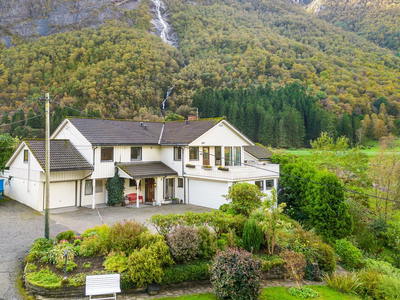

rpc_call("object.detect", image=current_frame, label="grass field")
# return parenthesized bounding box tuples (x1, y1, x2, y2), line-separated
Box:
(158, 286, 361, 300)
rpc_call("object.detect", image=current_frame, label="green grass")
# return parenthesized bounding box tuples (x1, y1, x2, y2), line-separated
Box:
(157, 286, 361, 300)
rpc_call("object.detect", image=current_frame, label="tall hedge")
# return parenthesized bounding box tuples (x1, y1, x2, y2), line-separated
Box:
(106, 171, 125, 206)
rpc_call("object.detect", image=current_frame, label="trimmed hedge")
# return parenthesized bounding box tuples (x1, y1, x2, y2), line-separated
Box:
(161, 260, 211, 285)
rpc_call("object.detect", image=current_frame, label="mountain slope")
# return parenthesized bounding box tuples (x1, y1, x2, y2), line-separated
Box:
(307, 0, 400, 53)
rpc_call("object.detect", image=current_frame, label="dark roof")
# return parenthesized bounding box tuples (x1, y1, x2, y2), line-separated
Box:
(25, 140, 93, 171)
(69, 118, 163, 145)
(161, 119, 222, 145)
(117, 162, 178, 178)
(67, 117, 223, 145)
(244, 145, 273, 160)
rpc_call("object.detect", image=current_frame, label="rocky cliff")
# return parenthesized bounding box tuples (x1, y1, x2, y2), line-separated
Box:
(0, 0, 140, 46)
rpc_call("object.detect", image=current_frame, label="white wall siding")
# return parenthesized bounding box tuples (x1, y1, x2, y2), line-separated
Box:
(161, 146, 183, 176)
(6, 177, 42, 211)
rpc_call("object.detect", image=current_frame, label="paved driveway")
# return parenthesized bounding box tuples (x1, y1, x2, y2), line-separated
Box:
(0, 198, 210, 299)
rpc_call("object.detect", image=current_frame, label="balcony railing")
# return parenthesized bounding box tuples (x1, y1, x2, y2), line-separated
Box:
(184, 164, 279, 181)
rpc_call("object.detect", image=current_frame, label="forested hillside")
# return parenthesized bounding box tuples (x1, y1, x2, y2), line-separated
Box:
(1, 0, 400, 147)
(307, 0, 400, 54)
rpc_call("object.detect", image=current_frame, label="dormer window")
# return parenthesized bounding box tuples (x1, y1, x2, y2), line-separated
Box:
(131, 147, 142, 160)
(23, 150, 29, 162)
(101, 147, 113, 162)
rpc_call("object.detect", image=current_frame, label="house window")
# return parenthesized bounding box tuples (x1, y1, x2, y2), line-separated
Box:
(101, 147, 113, 162)
(23, 150, 29, 162)
(215, 147, 222, 166)
(265, 180, 274, 190)
(165, 178, 174, 198)
(234, 147, 241, 166)
(85, 180, 93, 195)
(129, 179, 137, 187)
(131, 147, 142, 160)
(178, 178, 183, 188)
(224, 147, 232, 166)
(174, 147, 182, 161)
(255, 180, 264, 191)
(95, 180, 103, 193)
(189, 147, 199, 160)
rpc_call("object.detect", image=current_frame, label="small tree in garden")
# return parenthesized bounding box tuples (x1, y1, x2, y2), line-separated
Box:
(211, 247, 261, 300)
(261, 188, 287, 255)
(279, 250, 307, 290)
(224, 182, 265, 216)
(105, 171, 125, 206)
(242, 219, 263, 253)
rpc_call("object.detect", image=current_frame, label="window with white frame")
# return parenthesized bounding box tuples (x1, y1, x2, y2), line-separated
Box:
(234, 147, 241, 166)
(255, 180, 264, 191)
(165, 178, 175, 198)
(178, 178, 184, 188)
(174, 147, 182, 161)
(101, 147, 113, 162)
(131, 147, 142, 160)
(85, 180, 93, 195)
(265, 180, 274, 190)
(224, 147, 232, 166)
(189, 147, 199, 160)
(215, 146, 222, 166)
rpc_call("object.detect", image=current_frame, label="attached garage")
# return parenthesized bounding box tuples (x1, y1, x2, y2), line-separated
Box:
(49, 181, 76, 209)
(188, 179, 229, 209)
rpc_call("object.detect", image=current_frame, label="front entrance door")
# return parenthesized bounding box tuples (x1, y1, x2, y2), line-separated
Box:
(145, 178, 155, 203)
(203, 147, 210, 165)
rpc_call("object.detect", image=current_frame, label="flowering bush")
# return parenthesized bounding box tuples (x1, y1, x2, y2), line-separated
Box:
(167, 226, 201, 263)
(211, 248, 261, 300)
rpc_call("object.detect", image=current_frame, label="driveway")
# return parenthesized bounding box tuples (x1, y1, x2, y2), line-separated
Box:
(48, 203, 211, 234)
(0, 198, 210, 299)
(0, 198, 69, 300)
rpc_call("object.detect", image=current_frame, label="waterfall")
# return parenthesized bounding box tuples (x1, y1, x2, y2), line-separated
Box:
(150, 0, 178, 47)
(162, 85, 175, 111)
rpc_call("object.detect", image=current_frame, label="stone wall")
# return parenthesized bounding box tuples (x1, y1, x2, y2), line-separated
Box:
(262, 265, 286, 280)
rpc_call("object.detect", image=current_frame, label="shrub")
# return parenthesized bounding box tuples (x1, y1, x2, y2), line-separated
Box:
(242, 219, 263, 252)
(323, 272, 362, 294)
(48, 241, 77, 271)
(211, 248, 261, 300)
(162, 260, 211, 285)
(256, 255, 285, 272)
(357, 269, 381, 299)
(105, 172, 125, 206)
(249, 207, 265, 223)
(79, 224, 110, 256)
(365, 258, 400, 276)
(313, 242, 336, 274)
(80, 235, 102, 257)
(334, 239, 364, 270)
(108, 219, 148, 253)
(217, 231, 241, 250)
(26, 238, 54, 262)
(288, 286, 319, 298)
(279, 250, 307, 289)
(25, 267, 61, 288)
(197, 226, 217, 259)
(223, 182, 264, 216)
(103, 251, 128, 273)
(377, 275, 400, 300)
(56, 230, 76, 243)
(127, 236, 174, 287)
(167, 226, 201, 263)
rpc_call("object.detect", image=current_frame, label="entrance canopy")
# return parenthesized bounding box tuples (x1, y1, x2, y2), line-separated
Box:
(117, 162, 178, 179)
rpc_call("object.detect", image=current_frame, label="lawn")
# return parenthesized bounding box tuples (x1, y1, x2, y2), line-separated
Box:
(157, 286, 361, 300)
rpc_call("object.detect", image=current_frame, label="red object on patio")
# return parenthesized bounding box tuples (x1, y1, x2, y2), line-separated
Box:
(127, 193, 143, 205)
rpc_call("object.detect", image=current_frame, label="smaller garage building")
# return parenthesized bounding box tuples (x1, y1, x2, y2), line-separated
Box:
(4, 139, 93, 211)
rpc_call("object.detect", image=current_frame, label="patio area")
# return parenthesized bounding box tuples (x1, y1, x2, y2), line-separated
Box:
(48, 203, 211, 235)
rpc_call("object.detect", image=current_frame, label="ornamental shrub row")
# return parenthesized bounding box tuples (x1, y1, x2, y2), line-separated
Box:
(162, 260, 211, 285)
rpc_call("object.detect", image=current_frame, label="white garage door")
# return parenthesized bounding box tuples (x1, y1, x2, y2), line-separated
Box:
(188, 179, 228, 209)
(50, 181, 76, 209)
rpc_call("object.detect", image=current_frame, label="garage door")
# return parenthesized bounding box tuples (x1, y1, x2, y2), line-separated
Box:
(188, 179, 228, 209)
(50, 181, 76, 209)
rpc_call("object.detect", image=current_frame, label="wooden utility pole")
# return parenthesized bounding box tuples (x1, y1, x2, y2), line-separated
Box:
(45, 93, 50, 239)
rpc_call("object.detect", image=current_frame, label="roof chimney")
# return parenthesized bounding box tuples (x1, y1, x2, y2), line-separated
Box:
(144, 125, 147, 130)
(185, 120, 188, 125)
(140, 122, 143, 127)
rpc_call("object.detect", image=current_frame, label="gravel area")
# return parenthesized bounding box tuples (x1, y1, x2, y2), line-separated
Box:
(0, 197, 69, 300)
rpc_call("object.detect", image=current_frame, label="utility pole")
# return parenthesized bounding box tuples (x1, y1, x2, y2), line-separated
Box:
(45, 93, 50, 239)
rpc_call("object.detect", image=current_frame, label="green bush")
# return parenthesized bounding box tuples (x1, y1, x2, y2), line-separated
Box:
(255, 255, 285, 272)
(197, 226, 217, 259)
(357, 269, 382, 299)
(365, 258, 400, 276)
(48, 241, 77, 271)
(377, 275, 400, 300)
(167, 226, 201, 263)
(108, 219, 148, 253)
(162, 260, 211, 285)
(223, 182, 264, 217)
(288, 286, 319, 298)
(323, 272, 362, 294)
(334, 239, 364, 270)
(242, 219, 263, 252)
(26, 238, 54, 262)
(127, 236, 174, 287)
(103, 251, 128, 273)
(105, 172, 125, 206)
(313, 242, 336, 274)
(56, 230, 76, 243)
(80, 224, 110, 256)
(211, 248, 261, 300)
(25, 267, 61, 288)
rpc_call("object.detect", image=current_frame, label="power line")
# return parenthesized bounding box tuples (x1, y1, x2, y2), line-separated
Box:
(48, 98, 400, 205)
(0, 114, 45, 127)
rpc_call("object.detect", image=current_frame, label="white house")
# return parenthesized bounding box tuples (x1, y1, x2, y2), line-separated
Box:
(2, 117, 280, 211)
